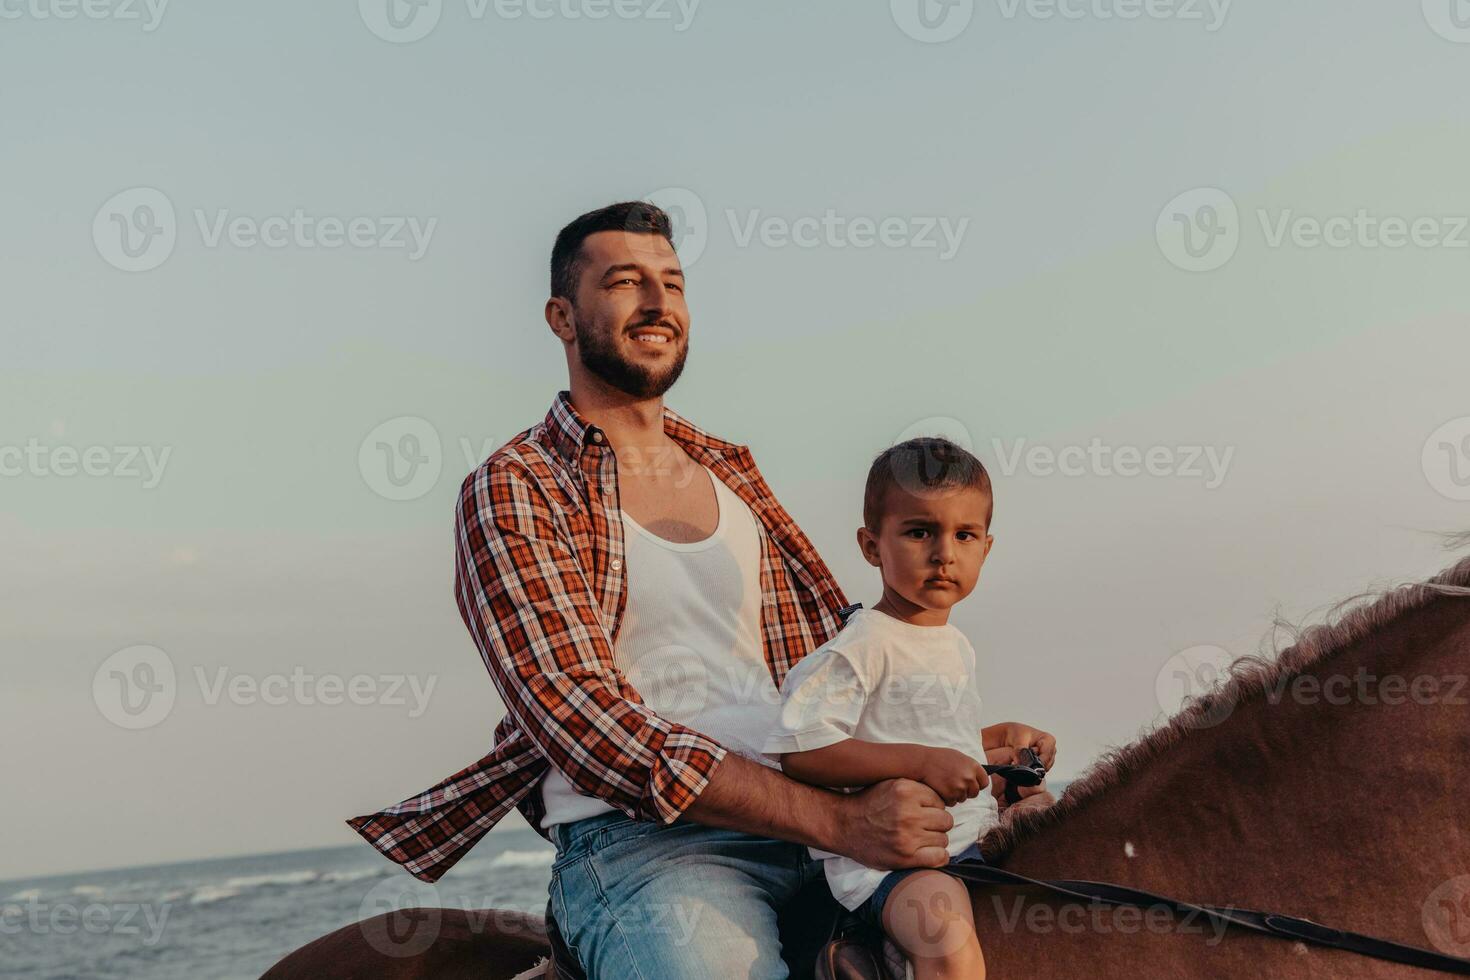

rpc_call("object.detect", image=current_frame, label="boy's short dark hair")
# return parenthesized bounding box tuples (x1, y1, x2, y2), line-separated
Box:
(550, 201, 675, 302)
(863, 436, 993, 532)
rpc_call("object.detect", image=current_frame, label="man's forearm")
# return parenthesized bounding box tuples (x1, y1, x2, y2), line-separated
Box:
(681, 752, 847, 852)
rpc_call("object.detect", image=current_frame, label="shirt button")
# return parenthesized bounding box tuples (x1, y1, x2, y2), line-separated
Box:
(610, 558, 623, 571)
(591, 431, 604, 443)
(601, 485, 613, 496)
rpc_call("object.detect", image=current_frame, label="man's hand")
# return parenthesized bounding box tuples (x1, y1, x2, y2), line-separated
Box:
(834, 778, 954, 871)
(911, 746, 990, 806)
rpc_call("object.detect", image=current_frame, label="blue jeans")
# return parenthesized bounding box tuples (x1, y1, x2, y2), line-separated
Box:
(548, 810, 828, 979)
(856, 841, 985, 932)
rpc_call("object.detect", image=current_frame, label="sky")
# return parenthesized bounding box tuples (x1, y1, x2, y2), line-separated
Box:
(3, 1, 1470, 881)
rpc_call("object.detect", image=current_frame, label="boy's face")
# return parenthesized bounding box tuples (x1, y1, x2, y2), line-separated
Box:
(857, 484, 994, 615)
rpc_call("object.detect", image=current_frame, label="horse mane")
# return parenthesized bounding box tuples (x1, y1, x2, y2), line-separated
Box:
(982, 543, 1470, 860)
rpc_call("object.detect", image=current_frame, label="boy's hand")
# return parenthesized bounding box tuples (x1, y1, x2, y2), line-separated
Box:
(980, 722, 1057, 770)
(912, 746, 989, 806)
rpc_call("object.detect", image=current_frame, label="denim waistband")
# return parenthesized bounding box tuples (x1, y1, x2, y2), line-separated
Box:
(548, 809, 636, 853)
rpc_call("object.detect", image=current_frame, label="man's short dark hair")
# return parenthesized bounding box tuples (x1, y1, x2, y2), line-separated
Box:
(863, 436, 993, 532)
(550, 201, 675, 302)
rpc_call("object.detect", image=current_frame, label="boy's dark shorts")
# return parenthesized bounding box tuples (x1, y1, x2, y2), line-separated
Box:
(856, 842, 986, 931)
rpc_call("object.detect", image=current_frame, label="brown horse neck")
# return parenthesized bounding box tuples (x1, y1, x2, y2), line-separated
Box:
(984, 556, 1470, 942)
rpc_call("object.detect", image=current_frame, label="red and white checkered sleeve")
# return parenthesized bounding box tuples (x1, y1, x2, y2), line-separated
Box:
(454, 458, 728, 824)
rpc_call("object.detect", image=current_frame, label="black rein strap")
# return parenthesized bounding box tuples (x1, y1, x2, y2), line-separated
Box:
(943, 859, 1470, 975)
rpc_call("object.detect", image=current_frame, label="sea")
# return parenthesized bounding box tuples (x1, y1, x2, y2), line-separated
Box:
(0, 828, 559, 980)
(2, 784, 1069, 979)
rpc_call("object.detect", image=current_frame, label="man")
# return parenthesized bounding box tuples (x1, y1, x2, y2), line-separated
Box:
(350, 201, 1056, 978)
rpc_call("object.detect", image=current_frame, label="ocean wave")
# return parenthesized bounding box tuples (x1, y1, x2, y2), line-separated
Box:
(223, 871, 321, 890)
(489, 849, 555, 870)
(320, 868, 383, 884)
(188, 886, 241, 905)
(71, 884, 106, 898)
(167, 867, 381, 906)
(7, 888, 41, 902)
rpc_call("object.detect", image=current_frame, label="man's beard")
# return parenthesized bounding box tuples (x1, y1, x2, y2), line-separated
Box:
(573, 311, 688, 399)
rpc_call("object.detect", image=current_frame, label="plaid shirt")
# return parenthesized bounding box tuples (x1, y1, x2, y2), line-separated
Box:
(348, 390, 852, 882)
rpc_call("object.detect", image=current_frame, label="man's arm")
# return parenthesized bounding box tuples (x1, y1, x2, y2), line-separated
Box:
(457, 460, 727, 823)
(685, 752, 954, 872)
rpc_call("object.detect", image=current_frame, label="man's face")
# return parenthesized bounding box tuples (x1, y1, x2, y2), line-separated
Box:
(859, 484, 994, 614)
(565, 230, 689, 399)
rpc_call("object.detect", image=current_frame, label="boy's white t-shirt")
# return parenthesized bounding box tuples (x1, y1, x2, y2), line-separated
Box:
(761, 607, 1000, 911)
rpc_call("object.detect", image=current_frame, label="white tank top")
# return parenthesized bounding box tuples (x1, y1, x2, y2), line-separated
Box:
(537, 464, 778, 828)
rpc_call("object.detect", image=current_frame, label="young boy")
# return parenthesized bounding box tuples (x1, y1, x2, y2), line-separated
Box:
(764, 436, 1044, 980)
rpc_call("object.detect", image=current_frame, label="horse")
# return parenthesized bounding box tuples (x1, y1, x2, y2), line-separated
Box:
(262, 551, 1470, 978)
